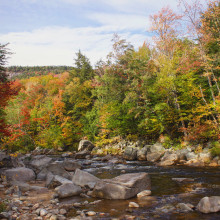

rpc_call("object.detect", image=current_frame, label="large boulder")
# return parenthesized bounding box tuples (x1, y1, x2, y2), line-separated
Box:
(37, 161, 72, 180)
(123, 147, 137, 161)
(63, 159, 82, 171)
(30, 155, 53, 172)
(199, 151, 212, 163)
(55, 183, 82, 198)
(196, 196, 220, 213)
(158, 152, 178, 166)
(78, 140, 95, 152)
(185, 152, 198, 161)
(5, 167, 35, 183)
(92, 172, 151, 199)
(176, 148, 190, 161)
(150, 143, 165, 153)
(0, 152, 13, 168)
(46, 173, 72, 188)
(72, 169, 100, 189)
(137, 146, 149, 161)
(147, 152, 163, 162)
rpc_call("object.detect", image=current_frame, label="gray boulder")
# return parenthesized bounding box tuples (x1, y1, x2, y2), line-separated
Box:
(72, 169, 100, 189)
(123, 147, 137, 161)
(137, 146, 149, 161)
(197, 196, 220, 213)
(75, 150, 91, 159)
(63, 159, 81, 171)
(176, 149, 190, 160)
(46, 173, 72, 188)
(150, 143, 165, 153)
(55, 183, 82, 198)
(92, 172, 151, 199)
(5, 167, 35, 183)
(147, 152, 164, 162)
(158, 152, 178, 166)
(0, 152, 13, 168)
(78, 140, 95, 151)
(199, 152, 212, 163)
(30, 155, 53, 172)
(186, 152, 198, 161)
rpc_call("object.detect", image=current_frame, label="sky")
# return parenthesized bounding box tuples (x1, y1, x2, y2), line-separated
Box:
(0, 0, 206, 66)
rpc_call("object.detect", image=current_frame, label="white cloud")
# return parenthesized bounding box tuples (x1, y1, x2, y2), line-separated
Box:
(0, 25, 149, 66)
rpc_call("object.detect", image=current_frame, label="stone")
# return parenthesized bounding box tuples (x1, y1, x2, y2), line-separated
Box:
(30, 155, 53, 172)
(0, 152, 13, 168)
(78, 140, 95, 152)
(199, 152, 212, 163)
(196, 196, 220, 213)
(72, 169, 100, 189)
(55, 183, 82, 198)
(137, 190, 151, 198)
(137, 146, 149, 161)
(146, 152, 163, 162)
(75, 150, 91, 159)
(129, 202, 139, 208)
(40, 209, 48, 217)
(176, 203, 193, 212)
(59, 209, 67, 215)
(63, 159, 81, 171)
(50, 215, 57, 220)
(4, 167, 35, 183)
(149, 143, 165, 153)
(158, 152, 178, 166)
(172, 178, 194, 183)
(46, 173, 72, 188)
(92, 172, 151, 200)
(185, 152, 198, 161)
(123, 147, 137, 161)
(87, 211, 96, 216)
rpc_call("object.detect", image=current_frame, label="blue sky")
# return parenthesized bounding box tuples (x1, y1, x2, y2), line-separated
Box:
(0, 0, 206, 66)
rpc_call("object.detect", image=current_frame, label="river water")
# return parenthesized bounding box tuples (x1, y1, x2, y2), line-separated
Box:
(62, 159, 220, 219)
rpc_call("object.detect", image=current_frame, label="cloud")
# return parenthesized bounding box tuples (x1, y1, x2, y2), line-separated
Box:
(0, 25, 149, 66)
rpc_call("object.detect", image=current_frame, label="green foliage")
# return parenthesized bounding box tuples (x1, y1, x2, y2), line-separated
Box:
(210, 141, 220, 157)
(0, 201, 7, 212)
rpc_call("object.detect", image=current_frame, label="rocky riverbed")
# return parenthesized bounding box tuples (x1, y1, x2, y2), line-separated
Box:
(0, 140, 220, 219)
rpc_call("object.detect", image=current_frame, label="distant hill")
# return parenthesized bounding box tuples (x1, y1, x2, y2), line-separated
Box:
(7, 66, 73, 80)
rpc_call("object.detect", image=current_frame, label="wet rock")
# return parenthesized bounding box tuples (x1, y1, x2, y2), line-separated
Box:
(75, 150, 91, 159)
(129, 202, 139, 208)
(184, 159, 205, 167)
(78, 140, 95, 152)
(55, 183, 82, 198)
(92, 172, 151, 199)
(196, 196, 220, 213)
(172, 178, 194, 183)
(123, 147, 137, 161)
(137, 190, 151, 198)
(72, 169, 100, 189)
(46, 173, 72, 188)
(176, 203, 194, 212)
(137, 146, 149, 161)
(158, 152, 178, 166)
(63, 159, 81, 171)
(4, 167, 35, 183)
(30, 155, 53, 172)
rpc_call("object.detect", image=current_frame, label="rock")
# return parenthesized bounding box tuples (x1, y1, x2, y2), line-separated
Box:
(146, 152, 163, 162)
(38, 162, 72, 181)
(199, 152, 212, 163)
(40, 209, 48, 217)
(4, 167, 35, 183)
(87, 211, 96, 216)
(129, 202, 139, 208)
(75, 150, 91, 159)
(46, 173, 72, 188)
(176, 148, 190, 161)
(150, 143, 165, 153)
(30, 155, 53, 172)
(185, 152, 198, 161)
(137, 190, 151, 198)
(92, 172, 151, 199)
(176, 203, 194, 212)
(78, 140, 95, 152)
(158, 152, 178, 166)
(50, 215, 57, 220)
(172, 178, 194, 183)
(72, 169, 100, 189)
(0, 152, 14, 168)
(137, 146, 149, 161)
(63, 159, 81, 171)
(196, 196, 220, 213)
(184, 159, 205, 167)
(59, 209, 67, 215)
(123, 147, 137, 161)
(55, 183, 82, 198)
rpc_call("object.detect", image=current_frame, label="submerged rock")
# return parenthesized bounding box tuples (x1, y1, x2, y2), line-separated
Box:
(92, 172, 151, 199)
(196, 196, 220, 213)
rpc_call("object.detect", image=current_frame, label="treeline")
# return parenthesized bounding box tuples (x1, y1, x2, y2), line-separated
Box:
(0, 0, 219, 152)
(7, 66, 72, 80)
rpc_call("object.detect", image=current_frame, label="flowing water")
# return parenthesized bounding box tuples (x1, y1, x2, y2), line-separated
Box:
(62, 159, 220, 219)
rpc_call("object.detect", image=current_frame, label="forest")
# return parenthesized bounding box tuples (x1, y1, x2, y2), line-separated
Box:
(0, 0, 219, 153)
